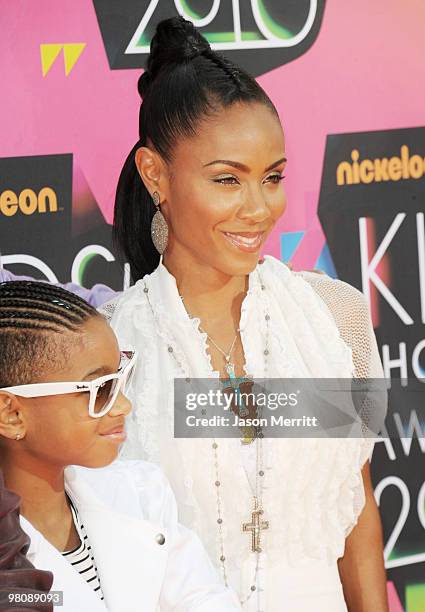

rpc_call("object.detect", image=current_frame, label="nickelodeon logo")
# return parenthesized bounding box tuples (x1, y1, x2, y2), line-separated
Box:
(336, 146, 425, 185)
(0, 188, 58, 216)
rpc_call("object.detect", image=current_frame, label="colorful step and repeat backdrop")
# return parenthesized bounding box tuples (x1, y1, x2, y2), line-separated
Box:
(1, 2, 424, 609)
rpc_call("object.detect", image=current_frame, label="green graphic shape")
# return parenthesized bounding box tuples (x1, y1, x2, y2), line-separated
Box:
(137, 33, 150, 46)
(77, 253, 97, 285)
(178, 1, 202, 21)
(204, 31, 262, 43)
(134, 2, 296, 48)
(257, 0, 294, 39)
(406, 583, 425, 611)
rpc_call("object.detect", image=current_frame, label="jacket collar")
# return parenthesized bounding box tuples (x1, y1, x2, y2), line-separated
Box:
(22, 467, 169, 612)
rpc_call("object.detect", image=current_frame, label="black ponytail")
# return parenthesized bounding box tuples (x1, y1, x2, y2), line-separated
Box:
(113, 16, 277, 282)
(114, 143, 160, 285)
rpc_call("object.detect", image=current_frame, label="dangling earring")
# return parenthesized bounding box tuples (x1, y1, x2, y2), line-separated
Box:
(150, 191, 168, 254)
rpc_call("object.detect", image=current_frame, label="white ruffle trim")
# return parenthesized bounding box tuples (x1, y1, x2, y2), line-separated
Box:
(109, 257, 369, 569)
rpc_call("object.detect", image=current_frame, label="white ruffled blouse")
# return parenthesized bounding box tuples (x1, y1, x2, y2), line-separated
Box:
(100, 255, 384, 610)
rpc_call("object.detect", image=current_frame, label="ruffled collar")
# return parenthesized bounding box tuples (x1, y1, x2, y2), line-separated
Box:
(136, 255, 354, 379)
(149, 255, 262, 326)
(142, 256, 265, 377)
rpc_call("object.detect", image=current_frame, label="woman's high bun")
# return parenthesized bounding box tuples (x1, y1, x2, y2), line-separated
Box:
(138, 17, 210, 98)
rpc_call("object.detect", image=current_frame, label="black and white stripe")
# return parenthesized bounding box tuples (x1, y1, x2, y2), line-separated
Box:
(63, 497, 104, 601)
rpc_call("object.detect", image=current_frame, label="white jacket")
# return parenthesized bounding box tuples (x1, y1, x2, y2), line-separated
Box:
(21, 460, 241, 612)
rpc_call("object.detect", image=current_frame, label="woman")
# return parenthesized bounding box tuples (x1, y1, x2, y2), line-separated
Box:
(0, 281, 240, 611)
(103, 16, 388, 612)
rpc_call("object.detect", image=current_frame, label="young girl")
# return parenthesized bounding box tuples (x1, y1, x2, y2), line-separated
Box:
(0, 281, 240, 612)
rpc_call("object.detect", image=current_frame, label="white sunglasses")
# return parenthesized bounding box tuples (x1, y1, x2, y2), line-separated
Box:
(0, 350, 137, 418)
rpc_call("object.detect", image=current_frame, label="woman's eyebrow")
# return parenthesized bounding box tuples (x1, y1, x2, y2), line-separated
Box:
(264, 157, 287, 172)
(203, 157, 287, 172)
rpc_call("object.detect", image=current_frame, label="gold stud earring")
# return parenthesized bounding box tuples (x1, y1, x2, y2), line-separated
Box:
(150, 191, 168, 254)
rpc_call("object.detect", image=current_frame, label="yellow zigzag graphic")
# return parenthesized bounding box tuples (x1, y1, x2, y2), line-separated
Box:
(40, 43, 86, 77)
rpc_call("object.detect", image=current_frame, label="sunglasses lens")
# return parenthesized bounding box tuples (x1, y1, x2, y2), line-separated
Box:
(94, 379, 118, 414)
(90, 352, 136, 417)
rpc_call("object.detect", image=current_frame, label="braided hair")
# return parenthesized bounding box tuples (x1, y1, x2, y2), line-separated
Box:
(0, 281, 100, 387)
(114, 16, 278, 282)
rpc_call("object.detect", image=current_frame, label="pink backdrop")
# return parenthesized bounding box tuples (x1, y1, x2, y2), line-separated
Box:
(1, 2, 425, 609)
(2, 0, 424, 270)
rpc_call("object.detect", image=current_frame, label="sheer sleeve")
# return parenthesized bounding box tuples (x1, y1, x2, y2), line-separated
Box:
(295, 271, 384, 379)
(295, 271, 385, 470)
(97, 296, 120, 322)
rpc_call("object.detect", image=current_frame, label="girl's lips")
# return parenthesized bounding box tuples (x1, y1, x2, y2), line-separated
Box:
(100, 430, 126, 443)
(222, 231, 264, 253)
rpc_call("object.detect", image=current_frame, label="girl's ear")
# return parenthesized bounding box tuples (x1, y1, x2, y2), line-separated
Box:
(0, 394, 26, 441)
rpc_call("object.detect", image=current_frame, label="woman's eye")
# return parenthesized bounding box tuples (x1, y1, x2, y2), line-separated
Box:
(266, 173, 285, 184)
(213, 174, 285, 186)
(214, 176, 239, 185)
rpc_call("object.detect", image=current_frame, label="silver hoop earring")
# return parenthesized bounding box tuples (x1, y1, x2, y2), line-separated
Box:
(150, 191, 168, 254)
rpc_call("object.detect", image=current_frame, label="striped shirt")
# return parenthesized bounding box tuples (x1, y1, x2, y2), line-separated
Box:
(62, 497, 104, 602)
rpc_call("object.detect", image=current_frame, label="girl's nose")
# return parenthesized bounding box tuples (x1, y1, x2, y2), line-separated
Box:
(109, 391, 132, 416)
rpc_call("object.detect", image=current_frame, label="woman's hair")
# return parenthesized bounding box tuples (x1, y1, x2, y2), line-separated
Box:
(0, 281, 99, 387)
(113, 16, 277, 282)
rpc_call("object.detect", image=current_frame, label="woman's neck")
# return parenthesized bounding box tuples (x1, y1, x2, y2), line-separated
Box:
(162, 252, 249, 324)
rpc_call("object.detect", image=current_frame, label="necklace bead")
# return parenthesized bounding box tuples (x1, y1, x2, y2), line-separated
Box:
(143, 269, 270, 606)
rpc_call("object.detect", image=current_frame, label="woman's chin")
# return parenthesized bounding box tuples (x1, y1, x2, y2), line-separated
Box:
(219, 252, 262, 276)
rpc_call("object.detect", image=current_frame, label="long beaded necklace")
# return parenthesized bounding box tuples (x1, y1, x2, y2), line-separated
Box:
(142, 269, 271, 608)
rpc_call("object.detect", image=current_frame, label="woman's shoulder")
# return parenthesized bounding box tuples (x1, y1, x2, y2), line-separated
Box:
(294, 268, 370, 318)
(97, 280, 147, 321)
(261, 254, 367, 310)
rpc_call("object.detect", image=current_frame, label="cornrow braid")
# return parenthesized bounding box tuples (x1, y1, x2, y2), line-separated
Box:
(0, 282, 95, 331)
(0, 297, 84, 325)
(200, 49, 244, 90)
(0, 281, 101, 387)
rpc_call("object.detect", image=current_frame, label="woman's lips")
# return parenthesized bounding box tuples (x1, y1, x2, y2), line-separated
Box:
(222, 231, 264, 253)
